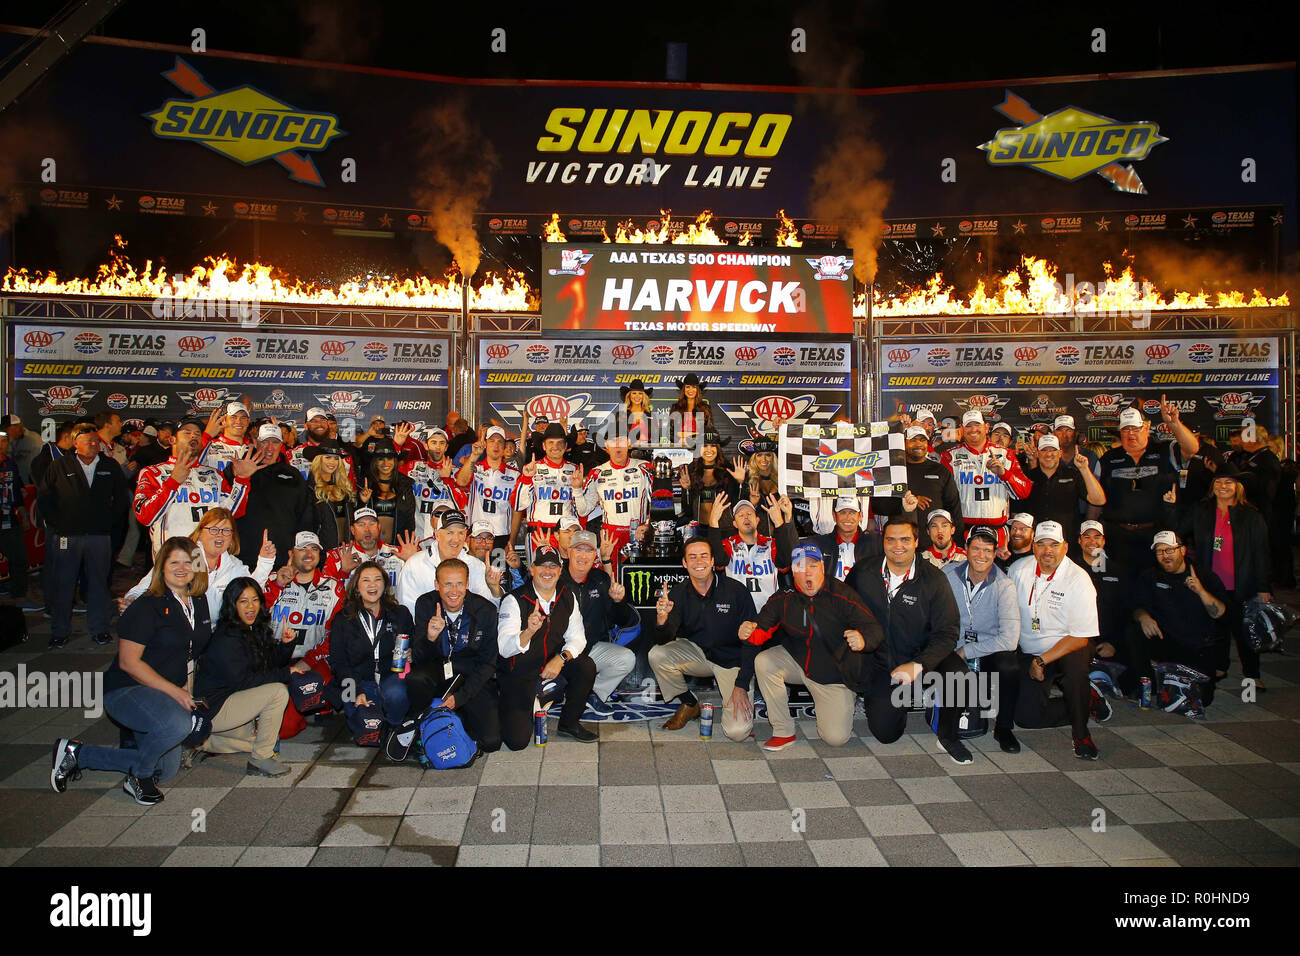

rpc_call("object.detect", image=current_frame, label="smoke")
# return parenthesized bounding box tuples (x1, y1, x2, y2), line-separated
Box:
(296, 0, 381, 72)
(792, 1, 891, 283)
(0, 116, 68, 236)
(1136, 244, 1285, 297)
(411, 97, 499, 279)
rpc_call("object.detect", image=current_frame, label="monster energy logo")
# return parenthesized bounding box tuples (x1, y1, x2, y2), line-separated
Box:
(626, 570, 654, 605)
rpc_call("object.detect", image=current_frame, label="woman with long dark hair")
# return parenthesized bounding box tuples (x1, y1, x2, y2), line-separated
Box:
(668, 373, 714, 442)
(193, 578, 308, 776)
(329, 561, 416, 743)
(678, 431, 742, 529)
(1178, 463, 1273, 688)
(51, 536, 211, 805)
(358, 440, 415, 544)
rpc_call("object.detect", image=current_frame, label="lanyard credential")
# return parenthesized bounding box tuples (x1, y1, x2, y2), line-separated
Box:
(1028, 564, 1057, 631)
(882, 560, 911, 601)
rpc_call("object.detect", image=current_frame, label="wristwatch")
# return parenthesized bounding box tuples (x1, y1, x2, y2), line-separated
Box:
(560, 650, 573, 662)
(1033, 655, 1045, 668)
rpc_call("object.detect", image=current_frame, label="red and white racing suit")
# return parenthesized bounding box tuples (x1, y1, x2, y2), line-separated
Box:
(719, 533, 782, 612)
(263, 570, 346, 659)
(577, 459, 652, 564)
(922, 542, 968, 570)
(401, 457, 460, 544)
(511, 456, 579, 549)
(939, 442, 1032, 547)
(457, 459, 521, 540)
(133, 458, 250, 555)
(321, 542, 405, 589)
(199, 433, 252, 471)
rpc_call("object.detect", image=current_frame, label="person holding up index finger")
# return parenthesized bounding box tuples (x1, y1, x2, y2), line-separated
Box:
(227, 422, 316, 570)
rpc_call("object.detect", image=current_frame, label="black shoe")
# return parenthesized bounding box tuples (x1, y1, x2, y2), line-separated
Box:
(1073, 736, 1100, 760)
(1088, 681, 1113, 722)
(937, 737, 973, 765)
(993, 727, 1021, 753)
(47, 635, 69, 650)
(122, 774, 164, 805)
(555, 723, 598, 743)
(91, 632, 113, 646)
(50, 738, 83, 793)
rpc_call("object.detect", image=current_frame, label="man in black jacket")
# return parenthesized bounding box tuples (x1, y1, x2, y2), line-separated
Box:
(648, 536, 757, 739)
(847, 514, 973, 764)
(561, 530, 637, 715)
(1079, 520, 1141, 696)
(228, 423, 316, 568)
(742, 542, 883, 750)
(873, 425, 964, 549)
(409, 559, 503, 752)
(36, 424, 129, 648)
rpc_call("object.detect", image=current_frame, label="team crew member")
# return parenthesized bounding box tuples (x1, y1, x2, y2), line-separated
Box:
(649, 537, 758, 739)
(397, 509, 503, 616)
(576, 434, 652, 565)
(1052, 415, 1097, 473)
(265, 532, 346, 661)
(290, 407, 356, 482)
(705, 491, 784, 612)
(1096, 400, 1196, 571)
(1079, 520, 1139, 695)
(990, 421, 1015, 451)
(779, 495, 882, 583)
(940, 410, 1032, 547)
(329, 562, 418, 737)
(199, 402, 254, 471)
(511, 423, 580, 552)
(561, 530, 638, 715)
(454, 425, 520, 549)
(1008, 520, 1107, 759)
(847, 515, 973, 765)
(1133, 531, 1228, 709)
(397, 425, 458, 545)
(321, 507, 414, 589)
(741, 543, 882, 750)
(470, 520, 524, 591)
(134, 418, 258, 555)
(229, 423, 315, 569)
(874, 425, 964, 550)
(943, 527, 1022, 753)
(497, 545, 599, 746)
(996, 513, 1036, 571)
(36, 423, 130, 649)
(408, 559, 503, 752)
(922, 509, 967, 569)
(1023, 434, 1106, 546)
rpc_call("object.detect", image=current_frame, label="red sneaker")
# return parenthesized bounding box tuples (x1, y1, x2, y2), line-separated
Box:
(762, 735, 797, 752)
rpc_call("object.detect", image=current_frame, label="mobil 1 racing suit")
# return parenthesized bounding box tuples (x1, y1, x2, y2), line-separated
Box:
(577, 459, 652, 560)
(198, 433, 252, 471)
(458, 460, 521, 541)
(939, 442, 1032, 546)
(321, 542, 406, 589)
(134, 458, 250, 555)
(263, 570, 346, 659)
(400, 457, 460, 544)
(511, 457, 580, 547)
(708, 530, 783, 613)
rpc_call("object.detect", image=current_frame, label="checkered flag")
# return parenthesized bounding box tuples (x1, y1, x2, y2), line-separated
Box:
(778, 422, 908, 499)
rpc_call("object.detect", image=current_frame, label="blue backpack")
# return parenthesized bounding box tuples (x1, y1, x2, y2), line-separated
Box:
(418, 698, 478, 770)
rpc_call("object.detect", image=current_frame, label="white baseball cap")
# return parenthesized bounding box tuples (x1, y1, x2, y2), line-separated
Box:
(1033, 520, 1064, 542)
(225, 402, 249, 416)
(353, 507, 379, 523)
(914, 408, 937, 423)
(484, 426, 507, 441)
(1151, 530, 1181, 550)
(1080, 520, 1104, 535)
(1010, 512, 1035, 529)
(294, 531, 322, 550)
(991, 421, 1013, 435)
(306, 407, 328, 421)
(833, 497, 861, 513)
(427, 427, 449, 440)
(1053, 415, 1076, 431)
(257, 423, 282, 442)
(143, 425, 158, 437)
(558, 515, 582, 531)
(1037, 434, 1060, 450)
(470, 520, 495, 537)
(904, 425, 928, 440)
(926, 509, 953, 526)
(1119, 408, 1145, 429)
(732, 498, 757, 515)
(961, 410, 985, 426)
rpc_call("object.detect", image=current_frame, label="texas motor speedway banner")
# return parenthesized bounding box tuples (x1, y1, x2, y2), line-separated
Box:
(8, 322, 450, 439)
(878, 336, 1280, 445)
(479, 337, 852, 446)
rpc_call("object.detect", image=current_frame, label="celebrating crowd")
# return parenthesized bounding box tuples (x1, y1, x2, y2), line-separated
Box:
(4, 383, 1293, 807)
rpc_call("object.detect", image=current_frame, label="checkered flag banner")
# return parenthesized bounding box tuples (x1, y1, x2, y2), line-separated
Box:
(778, 422, 908, 499)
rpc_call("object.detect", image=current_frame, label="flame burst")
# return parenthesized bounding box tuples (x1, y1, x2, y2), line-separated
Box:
(858, 255, 1289, 317)
(775, 210, 803, 247)
(1, 236, 537, 311)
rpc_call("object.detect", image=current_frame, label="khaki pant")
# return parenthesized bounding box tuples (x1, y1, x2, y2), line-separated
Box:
(755, 644, 857, 746)
(206, 683, 289, 760)
(648, 639, 753, 741)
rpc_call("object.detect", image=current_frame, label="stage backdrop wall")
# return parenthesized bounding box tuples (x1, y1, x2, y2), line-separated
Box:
(877, 335, 1280, 446)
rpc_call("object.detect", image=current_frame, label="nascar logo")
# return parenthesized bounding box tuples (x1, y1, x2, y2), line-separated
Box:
(651, 345, 673, 365)
(812, 448, 882, 478)
(927, 348, 951, 367)
(527, 345, 550, 364)
(224, 336, 252, 358)
(1054, 345, 1080, 366)
(73, 332, 103, 355)
(362, 342, 388, 362)
(773, 347, 796, 367)
(145, 58, 344, 186)
(1188, 344, 1214, 364)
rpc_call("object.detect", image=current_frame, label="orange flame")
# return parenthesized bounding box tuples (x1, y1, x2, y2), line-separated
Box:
(1, 236, 538, 311)
(542, 213, 567, 243)
(775, 209, 803, 247)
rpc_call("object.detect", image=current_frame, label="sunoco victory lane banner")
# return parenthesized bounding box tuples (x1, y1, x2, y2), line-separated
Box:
(541, 244, 854, 336)
(478, 337, 851, 444)
(8, 322, 450, 439)
(878, 336, 1280, 445)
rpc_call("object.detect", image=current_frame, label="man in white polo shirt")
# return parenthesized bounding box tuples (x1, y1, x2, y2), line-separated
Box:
(1008, 519, 1109, 760)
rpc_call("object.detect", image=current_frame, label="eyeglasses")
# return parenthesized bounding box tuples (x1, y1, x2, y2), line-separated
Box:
(203, 527, 234, 537)
(1154, 547, 1182, 557)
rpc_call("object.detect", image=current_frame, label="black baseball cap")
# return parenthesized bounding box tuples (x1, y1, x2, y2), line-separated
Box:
(438, 510, 468, 530)
(532, 545, 562, 566)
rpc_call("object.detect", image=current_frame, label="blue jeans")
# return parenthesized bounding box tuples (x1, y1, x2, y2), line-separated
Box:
(344, 677, 409, 724)
(77, 685, 192, 782)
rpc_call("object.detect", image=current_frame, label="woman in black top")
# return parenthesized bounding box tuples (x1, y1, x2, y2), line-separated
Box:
(329, 561, 417, 733)
(358, 441, 415, 544)
(50, 536, 211, 805)
(195, 578, 310, 776)
(307, 440, 356, 549)
(679, 431, 742, 531)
